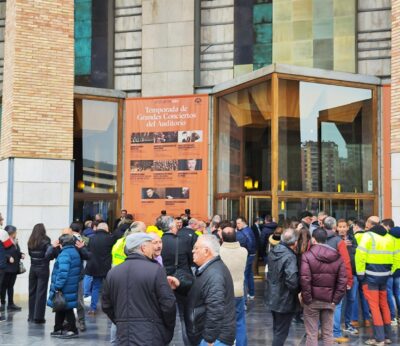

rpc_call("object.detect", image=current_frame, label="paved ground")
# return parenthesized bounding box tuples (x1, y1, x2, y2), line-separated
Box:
(1, 280, 399, 345)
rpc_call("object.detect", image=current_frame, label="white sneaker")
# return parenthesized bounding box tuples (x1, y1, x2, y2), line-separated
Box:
(83, 296, 91, 306)
(391, 318, 397, 326)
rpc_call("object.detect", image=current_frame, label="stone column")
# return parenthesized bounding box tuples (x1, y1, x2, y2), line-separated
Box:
(0, 0, 74, 296)
(391, 0, 400, 224)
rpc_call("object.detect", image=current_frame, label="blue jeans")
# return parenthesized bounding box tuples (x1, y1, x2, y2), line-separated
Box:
(344, 284, 356, 326)
(110, 322, 117, 345)
(90, 276, 103, 311)
(333, 299, 343, 338)
(235, 296, 247, 346)
(387, 276, 396, 320)
(199, 340, 229, 346)
(393, 276, 400, 317)
(244, 255, 255, 297)
(351, 276, 370, 321)
(83, 275, 93, 297)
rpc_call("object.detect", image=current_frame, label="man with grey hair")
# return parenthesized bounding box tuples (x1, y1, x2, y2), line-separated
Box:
(184, 235, 236, 346)
(102, 233, 176, 346)
(180, 217, 199, 249)
(323, 216, 353, 343)
(266, 228, 300, 346)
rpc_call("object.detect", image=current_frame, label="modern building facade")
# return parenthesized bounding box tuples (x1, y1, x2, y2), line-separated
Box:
(0, 0, 398, 294)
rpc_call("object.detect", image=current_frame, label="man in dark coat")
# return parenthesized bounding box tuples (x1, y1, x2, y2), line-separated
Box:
(260, 216, 278, 264)
(266, 228, 300, 346)
(160, 216, 194, 345)
(184, 234, 236, 346)
(85, 222, 116, 314)
(102, 233, 176, 346)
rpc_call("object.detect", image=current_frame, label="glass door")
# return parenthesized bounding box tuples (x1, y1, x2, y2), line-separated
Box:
(216, 198, 241, 221)
(245, 196, 272, 225)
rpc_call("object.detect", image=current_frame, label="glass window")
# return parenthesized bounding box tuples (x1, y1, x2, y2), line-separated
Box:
(74, 0, 113, 88)
(217, 81, 272, 193)
(74, 99, 118, 193)
(278, 80, 373, 193)
(279, 198, 374, 221)
(73, 199, 116, 226)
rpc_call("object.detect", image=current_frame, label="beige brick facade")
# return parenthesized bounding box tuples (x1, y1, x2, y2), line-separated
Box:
(0, 0, 74, 160)
(392, 0, 400, 153)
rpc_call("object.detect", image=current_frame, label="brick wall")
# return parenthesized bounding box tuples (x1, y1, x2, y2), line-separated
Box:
(393, 0, 400, 153)
(0, 0, 74, 160)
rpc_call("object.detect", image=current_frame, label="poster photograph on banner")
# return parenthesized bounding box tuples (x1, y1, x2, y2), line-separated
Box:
(124, 95, 209, 225)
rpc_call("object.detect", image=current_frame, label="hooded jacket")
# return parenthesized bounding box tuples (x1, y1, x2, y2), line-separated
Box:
(390, 227, 400, 278)
(260, 222, 278, 257)
(47, 245, 81, 310)
(300, 244, 347, 305)
(0, 229, 13, 270)
(266, 243, 300, 313)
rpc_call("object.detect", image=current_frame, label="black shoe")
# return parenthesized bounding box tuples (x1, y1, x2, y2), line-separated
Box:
(0, 305, 5, 312)
(59, 331, 79, 339)
(292, 316, 304, 324)
(34, 319, 46, 324)
(7, 304, 22, 311)
(50, 330, 63, 337)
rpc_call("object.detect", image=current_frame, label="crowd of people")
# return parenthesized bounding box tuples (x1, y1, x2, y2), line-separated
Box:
(0, 209, 399, 346)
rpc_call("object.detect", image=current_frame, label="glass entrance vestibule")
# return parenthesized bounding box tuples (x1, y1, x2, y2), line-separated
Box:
(213, 65, 379, 223)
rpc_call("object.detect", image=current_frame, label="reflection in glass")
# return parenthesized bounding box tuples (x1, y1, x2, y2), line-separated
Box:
(74, 99, 118, 193)
(215, 199, 241, 221)
(217, 81, 272, 193)
(247, 197, 272, 225)
(279, 198, 374, 221)
(73, 199, 116, 225)
(279, 80, 372, 192)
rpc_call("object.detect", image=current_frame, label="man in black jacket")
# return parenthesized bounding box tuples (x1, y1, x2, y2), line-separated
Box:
(161, 216, 194, 345)
(184, 234, 236, 346)
(102, 233, 176, 346)
(85, 222, 116, 315)
(266, 228, 300, 346)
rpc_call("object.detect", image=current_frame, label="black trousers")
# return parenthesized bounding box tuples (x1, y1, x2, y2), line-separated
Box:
(175, 292, 190, 345)
(1, 272, 17, 305)
(272, 311, 295, 346)
(28, 266, 50, 321)
(0, 270, 4, 303)
(54, 309, 77, 333)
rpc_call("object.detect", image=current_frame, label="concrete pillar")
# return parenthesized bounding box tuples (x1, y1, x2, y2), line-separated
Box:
(0, 0, 74, 296)
(141, 0, 195, 96)
(391, 0, 400, 225)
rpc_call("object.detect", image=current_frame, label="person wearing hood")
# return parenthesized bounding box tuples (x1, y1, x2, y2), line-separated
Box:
(300, 228, 347, 346)
(266, 228, 300, 346)
(389, 225, 400, 326)
(260, 215, 278, 265)
(355, 216, 395, 346)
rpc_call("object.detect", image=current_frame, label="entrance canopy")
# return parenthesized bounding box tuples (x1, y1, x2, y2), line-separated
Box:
(211, 64, 381, 223)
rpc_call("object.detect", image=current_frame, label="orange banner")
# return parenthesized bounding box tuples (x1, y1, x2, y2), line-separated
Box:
(124, 95, 209, 225)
